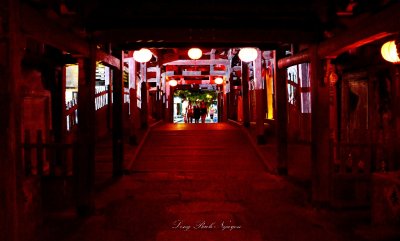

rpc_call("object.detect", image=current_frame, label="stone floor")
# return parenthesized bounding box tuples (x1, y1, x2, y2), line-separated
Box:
(37, 122, 400, 241)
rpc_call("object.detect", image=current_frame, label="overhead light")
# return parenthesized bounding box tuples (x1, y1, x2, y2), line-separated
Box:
(238, 48, 258, 62)
(381, 40, 400, 64)
(169, 79, 178, 87)
(188, 48, 202, 60)
(214, 77, 223, 85)
(133, 48, 153, 63)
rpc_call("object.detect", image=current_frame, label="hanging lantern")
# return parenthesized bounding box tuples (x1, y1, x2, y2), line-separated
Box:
(238, 48, 258, 62)
(169, 79, 178, 87)
(214, 77, 223, 85)
(133, 48, 153, 63)
(381, 40, 400, 64)
(188, 48, 202, 60)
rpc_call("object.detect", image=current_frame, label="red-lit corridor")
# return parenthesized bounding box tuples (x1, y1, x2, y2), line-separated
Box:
(2, 1, 400, 241)
(37, 123, 388, 241)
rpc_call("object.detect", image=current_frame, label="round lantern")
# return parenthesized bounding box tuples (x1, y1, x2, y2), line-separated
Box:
(133, 48, 153, 63)
(238, 48, 258, 62)
(214, 77, 223, 85)
(188, 48, 202, 60)
(381, 40, 400, 64)
(169, 79, 178, 87)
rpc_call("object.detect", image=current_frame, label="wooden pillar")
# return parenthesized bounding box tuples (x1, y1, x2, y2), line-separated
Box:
(217, 84, 223, 122)
(128, 58, 137, 144)
(310, 46, 331, 205)
(60, 67, 67, 141)
(140, 63, 148, 128)
(107, 68, 113, 130)
(76, 47, 96, 216)
(275, 49, 288, 175)
(394, 66, 400, 170)
(169, 86, 175, 123)
(255, 49, 266, 144)
(222, 82, 228, 122)
(0, 1, 22, 240)
(241, 62, 250, 127)
(112, 52, 124, 177)
(46, 66, 64, 143)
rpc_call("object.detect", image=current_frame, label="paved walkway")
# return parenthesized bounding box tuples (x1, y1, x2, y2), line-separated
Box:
(38, 122, 399, 241)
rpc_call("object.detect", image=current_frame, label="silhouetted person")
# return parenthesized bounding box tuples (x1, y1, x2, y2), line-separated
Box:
(193, 104, 200, 123)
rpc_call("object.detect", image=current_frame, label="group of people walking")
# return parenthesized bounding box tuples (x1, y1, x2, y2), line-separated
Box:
(185, 100, 215, 123)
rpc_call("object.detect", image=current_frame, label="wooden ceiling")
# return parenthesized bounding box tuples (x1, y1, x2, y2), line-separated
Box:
(22, 0, 397, 56)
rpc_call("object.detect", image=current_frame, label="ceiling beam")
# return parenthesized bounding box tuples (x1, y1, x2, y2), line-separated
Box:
(318, 2, 400, 58)
(278, 2, 400, 68)
(93, 27, 319, 47)
(164, 59, 230, 66)
(20, 4, 120, 69)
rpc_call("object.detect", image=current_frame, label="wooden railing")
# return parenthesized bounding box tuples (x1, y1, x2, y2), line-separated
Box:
(333, 129, 387, 174)
(124, 87, 130, 103)
(23, 130, 76, 177)
(331, 129, 386, 208)
(95, 85, 109, 110)
(66, 98, 78, 132)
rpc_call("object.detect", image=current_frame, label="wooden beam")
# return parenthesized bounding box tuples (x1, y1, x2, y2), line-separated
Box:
(164, 59, 229, 66)
(93, 28, 318, 46)
(20, 4, 90, 55)
(0, 1, 22, 240)
(21, 4, 120, 69)
(278, 51, 310, 69)
(96, 51, 121, 70)
(318, 2, 400, 58)
(278, 2, 400, 68)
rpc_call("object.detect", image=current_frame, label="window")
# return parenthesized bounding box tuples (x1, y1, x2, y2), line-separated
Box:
(286, 63, 311, 113)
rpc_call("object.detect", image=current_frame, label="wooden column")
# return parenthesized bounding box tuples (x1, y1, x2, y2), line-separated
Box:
(275, 49, 288, 175)
(141, 81, 149, 128)
(128, 58, 138, 144)
(0, 0, 22, 240)
(140, 63, 148, 128)
(112, 52, 124, 177)
(394, 67, 400, 170)
(217, 84, 223, 122)
(310, 46, 331, 205)
(169, 86, 175, 123)
(76, 47, 96, 216)
(222, 82, 228, 122)
(107, 68, 113, 130)
(241, 62, 250, 127)
(255, 49, 266, 144)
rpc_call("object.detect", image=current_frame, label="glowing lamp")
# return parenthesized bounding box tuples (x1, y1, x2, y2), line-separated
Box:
(214, 77, 223, 85)
(169, 79, 178, 87)
(133, 48, 153, 63)
(381, 40, 400, 64)
(238, 48, 258, 62)
(188, 48, 202, 60)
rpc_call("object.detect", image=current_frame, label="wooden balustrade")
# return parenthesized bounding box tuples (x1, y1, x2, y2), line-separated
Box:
(66, 98, 78, 131)
(23, 129, 76, 177)
(124, 87, 130, 103)
(95, 86, 109, 110)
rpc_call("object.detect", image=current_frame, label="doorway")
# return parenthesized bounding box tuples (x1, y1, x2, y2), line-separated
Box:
(173, 84, 219, 124)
